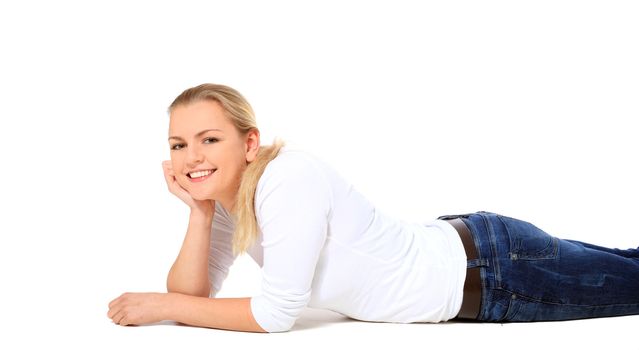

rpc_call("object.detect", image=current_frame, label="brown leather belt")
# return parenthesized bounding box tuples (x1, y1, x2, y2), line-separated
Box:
(445, 218, 481, 319)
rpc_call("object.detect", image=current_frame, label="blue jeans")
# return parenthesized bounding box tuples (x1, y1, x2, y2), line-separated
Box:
(438, 211, 639, 321)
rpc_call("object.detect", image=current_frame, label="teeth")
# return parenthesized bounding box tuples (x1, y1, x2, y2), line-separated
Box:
(189, 169, 214, 178)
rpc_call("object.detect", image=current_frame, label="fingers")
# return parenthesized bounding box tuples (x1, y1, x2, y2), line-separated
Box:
(111, 308, 128, 326)
(162, 167, 174, 185)
(108, 301, 121, 323)
(162, 162, 190, 195)
(162, 161, 177, 190)
(107, 293, 131, 326)
(161, 160, 195, 207)
(162, 160, 174, 176)
(107, 293, 125, 319)
(107, 304, 116, 319)
(108, 293, 121, 309)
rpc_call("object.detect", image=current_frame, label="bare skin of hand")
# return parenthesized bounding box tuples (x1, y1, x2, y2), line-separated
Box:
(162, 160, 215, 216)
(107, 292, 169, 326)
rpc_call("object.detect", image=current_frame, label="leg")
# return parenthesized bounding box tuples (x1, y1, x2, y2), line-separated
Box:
(463, 212, 639, 322)
(564, 239, 639, 259)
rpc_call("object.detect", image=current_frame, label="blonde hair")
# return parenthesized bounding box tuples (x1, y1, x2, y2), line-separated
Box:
(169, 83, 286, 256)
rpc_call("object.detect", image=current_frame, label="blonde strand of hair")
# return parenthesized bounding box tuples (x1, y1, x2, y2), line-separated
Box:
(232, 137, 286, 256)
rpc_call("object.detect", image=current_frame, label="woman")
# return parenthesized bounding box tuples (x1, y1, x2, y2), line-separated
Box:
(107, 83, 639, 333)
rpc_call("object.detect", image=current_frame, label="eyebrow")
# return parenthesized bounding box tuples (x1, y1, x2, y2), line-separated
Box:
(168, 129, 223, 141)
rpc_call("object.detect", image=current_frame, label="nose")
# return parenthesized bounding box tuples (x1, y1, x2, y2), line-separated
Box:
(185, 144, 204, 168)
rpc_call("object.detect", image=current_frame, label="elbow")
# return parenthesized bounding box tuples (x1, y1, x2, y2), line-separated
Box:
(166, 282, 210, 298)
(250, 296, 302, 333)
(170, 289, 210, 298)
(253, 321, 293, 334)
(166, 267, 212, 298)
(268, 323, 294, 333)
(253, 317, 294, 333)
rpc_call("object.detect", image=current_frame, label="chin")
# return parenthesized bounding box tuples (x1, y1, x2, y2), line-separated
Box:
(190, 190, 214, 201)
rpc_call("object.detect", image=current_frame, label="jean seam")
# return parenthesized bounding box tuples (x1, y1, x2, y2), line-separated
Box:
(503, 289, 639, 308)
(483, 213, 502, 289)
(475, 212, 503, 321)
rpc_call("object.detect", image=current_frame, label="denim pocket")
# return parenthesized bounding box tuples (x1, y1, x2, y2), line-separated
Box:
(498, 215, 559, 260)
(502, 294, 524, 321)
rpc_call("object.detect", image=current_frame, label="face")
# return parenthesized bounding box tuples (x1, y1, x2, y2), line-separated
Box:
(168, 100, 260, 209)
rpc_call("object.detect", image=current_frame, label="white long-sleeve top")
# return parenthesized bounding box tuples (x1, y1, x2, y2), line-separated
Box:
(208, 145, 467, 333)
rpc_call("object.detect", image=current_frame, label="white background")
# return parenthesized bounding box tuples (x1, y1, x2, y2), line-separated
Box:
(1, 0, 637, 349)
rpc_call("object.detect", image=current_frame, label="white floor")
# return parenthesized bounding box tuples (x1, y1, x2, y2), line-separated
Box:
(40, 306, 639, 350)
(5, 254, 633, 350)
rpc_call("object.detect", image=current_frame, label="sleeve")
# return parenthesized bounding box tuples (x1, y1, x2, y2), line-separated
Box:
(250, 156, 332, 333)
(208, 201, 238, 298)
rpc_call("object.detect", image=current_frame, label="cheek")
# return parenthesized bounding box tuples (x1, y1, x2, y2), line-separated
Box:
(174, 172, 190, 189)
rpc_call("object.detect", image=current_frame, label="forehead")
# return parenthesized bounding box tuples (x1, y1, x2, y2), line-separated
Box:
(169, 100, 230, 132)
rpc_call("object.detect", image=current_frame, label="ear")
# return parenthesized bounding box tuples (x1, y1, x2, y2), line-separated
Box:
(245, 128, 261, 163)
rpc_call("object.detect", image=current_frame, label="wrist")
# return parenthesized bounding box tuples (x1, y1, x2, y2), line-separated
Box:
(163, 292, 181, 320)
(190, 209, 214, 221)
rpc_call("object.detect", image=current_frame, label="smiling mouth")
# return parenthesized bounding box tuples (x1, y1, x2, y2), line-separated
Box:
(187, 169, 217, 179)
(187, 169, 217, 183)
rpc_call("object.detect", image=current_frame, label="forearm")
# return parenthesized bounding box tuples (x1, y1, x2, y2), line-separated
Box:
(167, 211, 213, 297)
(166, 293, 267, 333)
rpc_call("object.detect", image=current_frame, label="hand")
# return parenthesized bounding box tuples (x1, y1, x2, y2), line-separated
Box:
(162, 160, 215, 216)
(107, 292, 169, 326)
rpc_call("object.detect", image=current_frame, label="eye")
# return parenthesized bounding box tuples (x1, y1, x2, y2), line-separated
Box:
(170, 138, 218, 151)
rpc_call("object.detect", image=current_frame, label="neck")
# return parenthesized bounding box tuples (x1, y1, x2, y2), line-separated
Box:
(218, 196, 238, 217)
